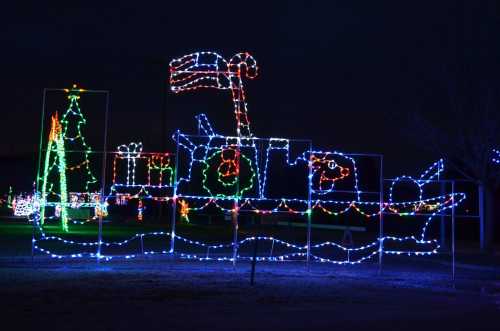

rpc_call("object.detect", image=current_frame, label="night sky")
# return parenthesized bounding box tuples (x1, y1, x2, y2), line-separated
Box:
(1, 1, 499, 190)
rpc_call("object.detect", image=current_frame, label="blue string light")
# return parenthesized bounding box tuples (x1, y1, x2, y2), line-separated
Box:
(493, 149, 500, 164)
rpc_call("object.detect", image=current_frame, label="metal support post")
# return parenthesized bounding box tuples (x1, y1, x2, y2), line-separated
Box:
(378, 155, 384, 275)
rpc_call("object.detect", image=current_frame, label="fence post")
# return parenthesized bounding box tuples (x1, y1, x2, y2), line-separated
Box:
(452, 180, 456, 282)
(269, 238, 275, 258)
(306, 142, 313, 270)
(378, 155, 384, 275)
(232, 207, 239, 267)
(170, 134, 180, 254)
(440, 181, 446, 249)
(97, 91, 110, 263)
(250, 238, 259, 285)
(478, 183, 485, 251)
(31, 212, 35, 266)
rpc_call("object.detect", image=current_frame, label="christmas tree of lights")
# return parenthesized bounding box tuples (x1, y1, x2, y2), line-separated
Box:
(60, 85, 98, 193)
(39, 85, 98, 231)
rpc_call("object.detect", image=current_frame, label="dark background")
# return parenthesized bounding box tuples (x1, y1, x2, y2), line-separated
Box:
(1, 1, 499, 192)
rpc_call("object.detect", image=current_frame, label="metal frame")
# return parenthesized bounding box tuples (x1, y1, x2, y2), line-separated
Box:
(32, 89, 466, 281)
(34, 87, 110, 263)
(167, 134, 384, 270)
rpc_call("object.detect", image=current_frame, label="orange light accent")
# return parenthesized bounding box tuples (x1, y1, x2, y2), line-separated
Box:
(49, 112, 62, 142)
(179, 199, 189, 219)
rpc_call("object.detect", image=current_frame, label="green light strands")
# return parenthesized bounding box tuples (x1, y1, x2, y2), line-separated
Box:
(41, 113, 69, 231)
(55, 118, 69, 232)
(202, 147, 256, 198)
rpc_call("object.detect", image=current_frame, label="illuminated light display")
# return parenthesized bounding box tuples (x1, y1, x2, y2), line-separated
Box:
(38, 86, 100, 231)
(149, 154, 174, 187)
(30, 150, 464, 262)
(217, 147, 240, 183)
(13, 194, 34, 217)
(201, 145, 256, 198)
(112, 142, 174, 191)
(29, 53, 467, 266)
(137, 199, 144, 221)
(493, 149, 500, 164)
(93, 194, 108, 218)
(172, 121, 370, 217)
(311, 154, 350, 193)
(170, 51, 258, 137)
(117, 142, 143, 186)
(40, 112, 69, 231)
(179, 199, 190, 223)
(60, 86, 98, 193)
(115, 193, 130, 206)
(54, 204, 62, 218)
(110, 141, 175, 220)
(30, 114, 461, 262)
(31, 215, 449, 263)
(7, 186, 13, 209)
(387, 159, 444, 215)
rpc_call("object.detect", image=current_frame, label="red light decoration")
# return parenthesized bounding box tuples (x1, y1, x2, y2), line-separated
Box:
(311, 154, 350, 193)
(170, 51, 258, 137)
(217, 147, 240, 186)
(137, 199, 144, 221)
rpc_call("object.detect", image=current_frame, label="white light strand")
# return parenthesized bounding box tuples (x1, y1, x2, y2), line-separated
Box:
(493, 149, 500, 164)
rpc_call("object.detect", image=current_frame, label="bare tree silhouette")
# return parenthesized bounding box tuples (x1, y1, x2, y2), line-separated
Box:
(403, 0, 500, 252)
(405, 78, 500, 251)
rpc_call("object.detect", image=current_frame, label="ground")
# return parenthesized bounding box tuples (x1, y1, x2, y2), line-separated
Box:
(0, 219, 499, 330)
(0, 256, 499, 331)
